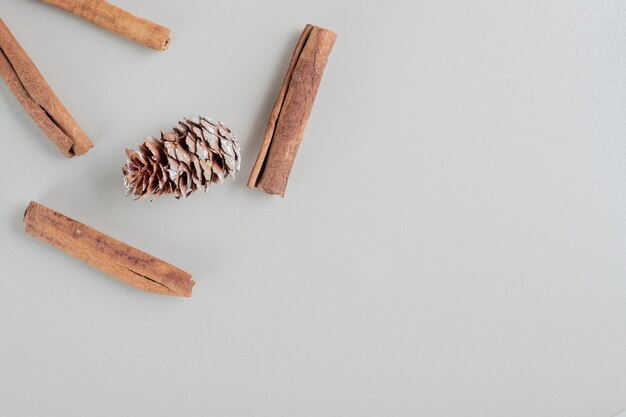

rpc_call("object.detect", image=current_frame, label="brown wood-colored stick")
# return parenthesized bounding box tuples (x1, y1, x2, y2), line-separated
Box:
(40, 0, 171, 51)
(247, 24, 336, 197)
(0, 18, 93, 157)
(24, 202, 195, 297)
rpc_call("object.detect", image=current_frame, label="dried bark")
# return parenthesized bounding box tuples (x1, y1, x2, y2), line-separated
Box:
(248, 24, 336, 197)
(0, 18, 93, 157)
(40, 0, 171, 51)
(24, 202, 195, 297)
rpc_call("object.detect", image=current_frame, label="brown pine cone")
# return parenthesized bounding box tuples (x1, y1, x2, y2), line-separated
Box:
(123, 116, 241, 200)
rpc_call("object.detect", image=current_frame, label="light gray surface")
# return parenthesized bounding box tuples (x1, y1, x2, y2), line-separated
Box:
(1, 0, 625, 415)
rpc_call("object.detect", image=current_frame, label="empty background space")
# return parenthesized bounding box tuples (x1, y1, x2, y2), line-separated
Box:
(1, 0, 625, 416)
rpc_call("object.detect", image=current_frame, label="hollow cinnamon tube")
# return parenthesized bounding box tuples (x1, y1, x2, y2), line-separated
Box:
(0, 17, 93, 157)
(24, 202, 195, 297)
(247, 24, 336, 197)
(40, 0, 171, 51)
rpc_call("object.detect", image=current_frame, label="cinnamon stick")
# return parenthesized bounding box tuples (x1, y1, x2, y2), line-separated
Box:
(0, 18, 93, 157)
(247, 24, 336, 197)
(24, 202, 195, 297)
(40, 0, 171, 51)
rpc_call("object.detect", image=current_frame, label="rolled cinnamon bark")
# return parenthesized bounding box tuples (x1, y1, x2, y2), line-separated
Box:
(24, 202, 195, 297)
(248, 24, 336, 197)
(40, 0, 171, 51)
(0, 17, 93, 157)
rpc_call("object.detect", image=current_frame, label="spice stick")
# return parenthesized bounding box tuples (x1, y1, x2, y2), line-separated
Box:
(0, 18, 93, 157)
(247, 24, 336, 197)
(24, 202, 195, 297)
(40, 0, 171, 51)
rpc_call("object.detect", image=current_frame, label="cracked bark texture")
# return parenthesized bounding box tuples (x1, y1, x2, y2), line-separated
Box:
(24, 202, 195, 297)
(248, 24, 336, 197)
(40, 0, 171, 51)
(0, 17, 93, 157)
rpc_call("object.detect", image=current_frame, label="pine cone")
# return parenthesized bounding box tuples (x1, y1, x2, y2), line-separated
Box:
(123, 116, 241, 200)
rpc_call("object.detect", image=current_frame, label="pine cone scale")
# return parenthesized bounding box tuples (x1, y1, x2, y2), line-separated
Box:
(123, 116, 241, 200)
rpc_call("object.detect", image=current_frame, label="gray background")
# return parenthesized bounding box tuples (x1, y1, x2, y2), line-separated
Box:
(1, 0, 625, 416)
